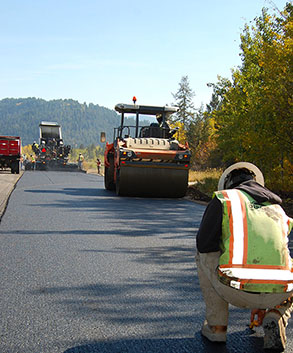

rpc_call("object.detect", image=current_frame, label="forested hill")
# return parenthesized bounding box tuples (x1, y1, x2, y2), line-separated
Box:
(0, 98, 119, 146)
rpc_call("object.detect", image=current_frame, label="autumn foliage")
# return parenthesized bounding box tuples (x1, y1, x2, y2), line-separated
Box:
(187, 3, 293, 192)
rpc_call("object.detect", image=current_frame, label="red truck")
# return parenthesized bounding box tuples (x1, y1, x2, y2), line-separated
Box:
(0, 136, 21, 174)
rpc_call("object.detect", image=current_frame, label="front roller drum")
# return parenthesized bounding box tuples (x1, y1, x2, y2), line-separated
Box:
(116, 164, 188, 198)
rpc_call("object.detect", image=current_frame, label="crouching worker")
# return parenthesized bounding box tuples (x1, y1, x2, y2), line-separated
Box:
(195, 162, 293, 351)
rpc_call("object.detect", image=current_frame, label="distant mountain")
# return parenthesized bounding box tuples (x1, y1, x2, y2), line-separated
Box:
(0, 98, 119, 146)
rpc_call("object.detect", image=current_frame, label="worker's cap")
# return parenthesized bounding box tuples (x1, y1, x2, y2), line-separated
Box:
(218, 162, 264, 191)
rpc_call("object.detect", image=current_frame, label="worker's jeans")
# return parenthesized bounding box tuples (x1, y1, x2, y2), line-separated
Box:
(195, 251, 293, 326)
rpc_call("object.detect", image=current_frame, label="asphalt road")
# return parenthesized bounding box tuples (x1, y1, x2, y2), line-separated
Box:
(0, 171, 292, 353)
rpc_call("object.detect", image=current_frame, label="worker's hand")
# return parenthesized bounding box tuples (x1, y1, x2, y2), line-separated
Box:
(250, 309, 266, 328)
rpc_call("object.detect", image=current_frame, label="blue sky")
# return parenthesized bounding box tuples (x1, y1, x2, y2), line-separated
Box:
(0, 0, 289, 110)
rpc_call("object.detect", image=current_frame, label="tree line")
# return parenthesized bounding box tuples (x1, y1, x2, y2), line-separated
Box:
(0, 98, 119, 146)
(171, 3, 292, 192)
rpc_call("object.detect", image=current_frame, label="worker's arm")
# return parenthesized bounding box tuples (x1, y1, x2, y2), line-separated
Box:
(196, 197, 222, 253)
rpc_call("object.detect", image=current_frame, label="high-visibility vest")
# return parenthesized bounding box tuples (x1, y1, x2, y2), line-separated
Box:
(215, 189, 293, 293)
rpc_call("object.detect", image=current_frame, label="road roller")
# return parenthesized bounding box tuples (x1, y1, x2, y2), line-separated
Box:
(103, 100, 191, 197)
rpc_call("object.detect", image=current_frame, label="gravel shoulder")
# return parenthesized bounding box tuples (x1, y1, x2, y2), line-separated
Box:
(0, 170, 23, 219)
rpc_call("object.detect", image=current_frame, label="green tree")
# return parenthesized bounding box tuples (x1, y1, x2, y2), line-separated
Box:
(206, 77, 232, 114)
(210, 4, 293, 190)
(171, 75, 195, 126)
(187, 106, 216, 169)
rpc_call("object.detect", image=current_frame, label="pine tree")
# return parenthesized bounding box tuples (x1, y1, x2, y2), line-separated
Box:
(171, 75, 195, 127)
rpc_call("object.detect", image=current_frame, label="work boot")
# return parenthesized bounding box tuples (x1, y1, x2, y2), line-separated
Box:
(263, 310, 286, 351)
(201, 320, 227, 342)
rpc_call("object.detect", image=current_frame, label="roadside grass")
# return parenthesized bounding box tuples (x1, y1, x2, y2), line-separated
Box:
(188, 169, 222, 199)
(68, 156, 104, 173)
(189, 169, 222, 183)
(188, 169, 293, 217)
(82, 160, 97, 171)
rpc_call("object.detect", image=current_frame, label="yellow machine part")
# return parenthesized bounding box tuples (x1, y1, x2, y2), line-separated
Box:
(116, 163, 188, 197)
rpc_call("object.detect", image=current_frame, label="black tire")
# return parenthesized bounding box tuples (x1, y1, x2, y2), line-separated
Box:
(10, 161, 19, 174)
(15, 161, 20, 174)
(25, 163, 31, 170)
(104, 154, 115, 191)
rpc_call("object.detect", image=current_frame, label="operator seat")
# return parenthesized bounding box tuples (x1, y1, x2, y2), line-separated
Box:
(140, 123, 165, 138)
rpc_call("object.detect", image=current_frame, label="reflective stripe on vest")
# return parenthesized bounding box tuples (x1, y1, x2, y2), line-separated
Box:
(215, 189, 293, 293)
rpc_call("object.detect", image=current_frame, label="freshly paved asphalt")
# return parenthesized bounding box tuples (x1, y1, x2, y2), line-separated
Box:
(0, 170, 292, 353)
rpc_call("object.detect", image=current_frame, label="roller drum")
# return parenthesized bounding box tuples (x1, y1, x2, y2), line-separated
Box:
(116, 164, 188, 197)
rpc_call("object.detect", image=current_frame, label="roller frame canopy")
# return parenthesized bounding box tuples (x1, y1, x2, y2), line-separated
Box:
(39, 121, 61, 127)
(115, 104, 178, 116)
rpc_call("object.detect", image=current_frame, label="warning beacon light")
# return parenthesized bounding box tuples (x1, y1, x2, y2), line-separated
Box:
(132, 96, 137, 104)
